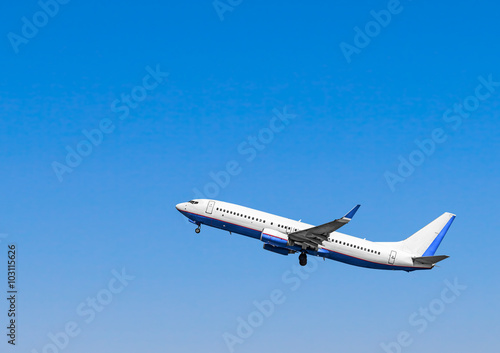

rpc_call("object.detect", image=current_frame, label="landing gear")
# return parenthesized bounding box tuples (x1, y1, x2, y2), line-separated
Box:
(195, 226, 201, 234)
(299, 252, 307, 266)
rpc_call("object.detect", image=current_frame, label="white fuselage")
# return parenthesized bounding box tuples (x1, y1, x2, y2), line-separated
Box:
(176, 199, 431, 271)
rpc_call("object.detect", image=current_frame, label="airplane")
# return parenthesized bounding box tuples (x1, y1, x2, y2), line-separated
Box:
(175, 199, 455, 272)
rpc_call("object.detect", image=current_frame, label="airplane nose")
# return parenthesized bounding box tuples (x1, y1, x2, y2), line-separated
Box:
(175, 203, 183, 211)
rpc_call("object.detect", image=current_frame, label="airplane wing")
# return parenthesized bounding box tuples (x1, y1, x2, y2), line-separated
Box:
(412, 255, 449, 265)
(288, 205, 360, 250)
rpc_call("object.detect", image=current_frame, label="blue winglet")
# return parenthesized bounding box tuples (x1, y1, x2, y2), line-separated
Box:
(344, 204, 361, 219)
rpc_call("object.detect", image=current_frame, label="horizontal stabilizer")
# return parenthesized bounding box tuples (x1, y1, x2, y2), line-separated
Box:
(413, 255, 449, 265)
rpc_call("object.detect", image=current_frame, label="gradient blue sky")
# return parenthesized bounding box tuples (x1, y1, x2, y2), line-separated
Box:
(1, 1, 499, 352)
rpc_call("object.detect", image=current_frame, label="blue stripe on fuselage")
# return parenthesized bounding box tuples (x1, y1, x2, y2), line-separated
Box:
(180, 210, 427, 272)
(318, 248, 426, 272)
(179, 210, 262, 239)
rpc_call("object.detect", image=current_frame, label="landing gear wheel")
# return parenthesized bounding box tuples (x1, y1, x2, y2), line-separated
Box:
(195, 227, 201, 234)
(299, 252, 307, 266)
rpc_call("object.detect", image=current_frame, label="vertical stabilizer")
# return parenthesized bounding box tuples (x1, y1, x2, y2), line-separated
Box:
(398, 213, 455, 256)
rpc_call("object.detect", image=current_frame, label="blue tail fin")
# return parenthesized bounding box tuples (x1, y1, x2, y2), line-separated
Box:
(399, 213, 455, 256)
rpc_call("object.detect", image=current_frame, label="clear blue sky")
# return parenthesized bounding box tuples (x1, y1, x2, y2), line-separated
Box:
(1, 1, 499, 352)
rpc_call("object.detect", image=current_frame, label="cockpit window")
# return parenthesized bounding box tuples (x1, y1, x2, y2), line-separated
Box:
(188, 200, 199, 204)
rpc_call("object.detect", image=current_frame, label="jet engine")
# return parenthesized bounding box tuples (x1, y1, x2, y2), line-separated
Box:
(260, 228, 288, 248)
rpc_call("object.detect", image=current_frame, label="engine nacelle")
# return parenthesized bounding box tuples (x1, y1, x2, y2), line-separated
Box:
(260, 228, 288, 248)
(263, 244, 293, 256)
